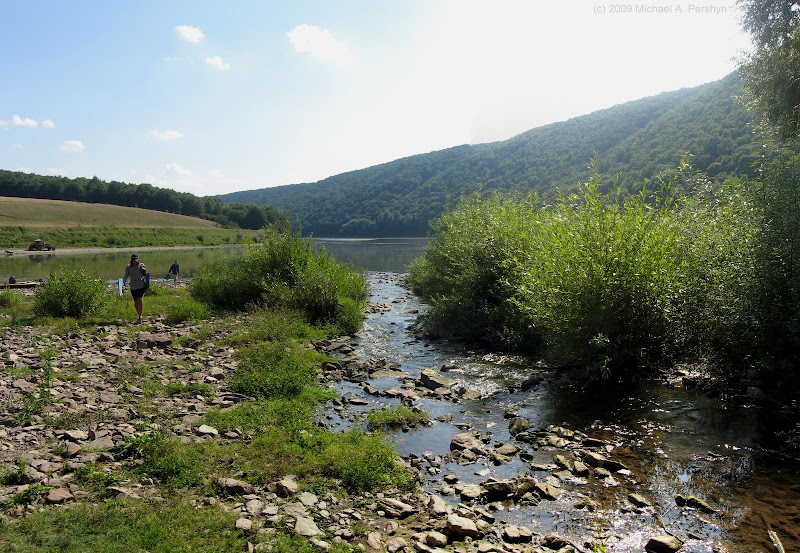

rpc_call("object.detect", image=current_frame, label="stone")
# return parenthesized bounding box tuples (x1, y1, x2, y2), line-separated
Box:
(535, 482, 561, 501)
(136, 333, 172, 349)
(482, 478, 516, 499)
(196, 424, 218, 436)
(503, 525, 533, 543)
(235, 518, 253, 532)
(450, 432, 483, 452)
(446, 514, 481, 538)
(543, 533, 568, 550)
(583, 451, 608, 467)
(366, 531, 383, 550)
(645, 535, 683, 553)
(217, 477, 254, 495)
(295, 516, 321, 537)
(426, 531, 448, 547)
(456, 484, 483, 501)
(379, 498, 416, 518)
(508, 417, 531, 435)
(298, 491, 318, 506)
(386, 537, 406, 552)
(420, 368, 455, 391)
(427, 494, 449, 517)
(686, 495, 716, 513)
(245, 499, 263, 515)
(62, 442, 81, 458)
(628, 493, 651, 508)
(276, 476, 300, 496)
(62, 430, 89, 442)
(45, 487, 73, 504)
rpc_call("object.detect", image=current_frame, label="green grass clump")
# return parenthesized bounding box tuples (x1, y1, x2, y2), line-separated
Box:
(0, 289, 21, 307)
(228, 340, 321, 401)
(165, 297, 212, 324)
(190, 230, 367, 334)
(73, 464, 121, 490)
(165, 382, 215, 401)
(366, 405, 431, 431)
(0, 499, 245, 553)
(112, 433, 204, 488)
(34, 267, 110, 318)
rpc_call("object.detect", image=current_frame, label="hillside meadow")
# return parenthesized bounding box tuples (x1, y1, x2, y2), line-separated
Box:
(0, 198, 263, 249)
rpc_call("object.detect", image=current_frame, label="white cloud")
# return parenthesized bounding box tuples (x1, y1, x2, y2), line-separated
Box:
(148, 129, 184, 141)
(287, 24, 357, 68)
(205, 56, 230, 70)
(46, 168, 66, 175)
(143, 174, 169, 186)
(11, 114, 38, 128)
(42, 120, 55, 129)
(0, 120, 7, 127)
(175, 25, 204, 43)
(208, 169, 240, 185)
(166, 162, 192, 176)
(59, 140, 85, 152)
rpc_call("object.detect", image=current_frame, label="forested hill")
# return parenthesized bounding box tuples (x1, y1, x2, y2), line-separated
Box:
(220, 72, 758, 237)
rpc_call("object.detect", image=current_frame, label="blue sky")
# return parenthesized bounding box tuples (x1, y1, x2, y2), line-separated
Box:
(1, 1, 750, 196)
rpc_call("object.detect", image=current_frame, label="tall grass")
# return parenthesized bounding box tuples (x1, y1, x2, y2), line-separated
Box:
(190, 230, 367, 334)
(408, 164, 758, 380)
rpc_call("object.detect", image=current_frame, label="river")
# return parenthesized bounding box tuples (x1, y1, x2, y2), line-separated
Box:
(1, 237, 798, 551)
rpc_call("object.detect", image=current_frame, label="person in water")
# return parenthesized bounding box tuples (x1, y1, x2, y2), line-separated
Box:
(168, 260, 180, 287)
(122, 254, 147, 323)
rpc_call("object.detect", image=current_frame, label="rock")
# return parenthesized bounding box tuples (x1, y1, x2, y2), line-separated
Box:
(482, 478, 516, 499)
(583, 451, 607, 467)
(276, 476, 300, 497)
(386, 537, 406, 552)
(628, 493, 651, 508)
(235, 518, 253, 532)
(298, 491, 318, 506)
(295, 516, 321, 537)
(427, 531, 448, 547)
(245, 499, 264, 515)
(45, 487, 73, 504)
(62, 442, 81, 458)
(503, 525, 533, 543)
(543, 533, 568, 550)
(196, 424, 218, 436)
(446, 514, 481, 538)
(508, 417, 531, 435)
(379, 498, 416, 518)
(521, 374, 543, 390)
(535, 482, 561, 501)
(450, 432, 483, 452)
(686, 495, 716, 513)
(645, 535, 683, 553)
(420, 368, 455, 391)
(62, 430, 89, 442)
(136, 332, 172, 349)
(366, 531, 383, 550)
(217, 477, 254, 495)
(427, 494, 450, 517)
(456, 484, 483, 501)
(572, 461, 589, 476)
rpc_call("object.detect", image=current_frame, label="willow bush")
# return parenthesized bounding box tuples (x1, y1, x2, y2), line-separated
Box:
(408, 168, 756, 380)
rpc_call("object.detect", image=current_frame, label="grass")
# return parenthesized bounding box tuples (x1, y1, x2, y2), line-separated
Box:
(366, 404, 431, 431)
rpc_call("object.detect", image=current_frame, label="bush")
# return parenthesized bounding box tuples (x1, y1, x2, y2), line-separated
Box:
(34, 267, 110, 318)
(190, 230, 367, 332)
(366, 405, 431, 431)
(228, 341, 315, 400)
(166, 297, 212, 324)
(320, 428, 411, 492)
(0, 289, 20, 308)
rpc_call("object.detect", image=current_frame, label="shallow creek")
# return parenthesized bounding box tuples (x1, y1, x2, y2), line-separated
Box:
(326, 273, 800, 553)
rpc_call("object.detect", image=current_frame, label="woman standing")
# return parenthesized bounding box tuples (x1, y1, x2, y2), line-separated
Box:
(122, 254, 147, 323)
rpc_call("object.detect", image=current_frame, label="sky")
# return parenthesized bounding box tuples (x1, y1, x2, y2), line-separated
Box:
(1, 1, 752, 197)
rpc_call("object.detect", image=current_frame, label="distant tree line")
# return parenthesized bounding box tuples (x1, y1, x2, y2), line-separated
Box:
(0, 171, 288, 230)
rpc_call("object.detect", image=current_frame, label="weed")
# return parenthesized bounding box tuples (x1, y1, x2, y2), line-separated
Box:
(0, 460, 29, 485)
(34, 267, 110, 318)
(166, 382, 215, 402)
(5, 484, 52, 506)
(366, 405, 431, 431)
(166, 297, 212, 324)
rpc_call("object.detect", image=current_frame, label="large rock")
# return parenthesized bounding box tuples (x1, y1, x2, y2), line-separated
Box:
(446, 514, 481, 538)
(503, 525, 533, 543)
(295, 516, 321, 537)
(482, 478, 516, 499)
(508, 417, 531, 435)
(379, 498, 416, 518)
(216, 477, 254, 495)
(136, 332, 172, 349)
(534, 482, 561, 501)
(276, 476, 300, 497)
(45, 487, 73, 504)
(645, 535, 683, 553)
(450, 432, 483, 452)
(420, 369, 455, 391)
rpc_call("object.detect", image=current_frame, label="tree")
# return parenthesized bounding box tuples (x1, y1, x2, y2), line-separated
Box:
(738, 0, 800, 138)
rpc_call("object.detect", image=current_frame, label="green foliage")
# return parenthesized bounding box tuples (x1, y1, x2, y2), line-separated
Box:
(165, 382, 215, 402)
(165, 297, 212, 324)
(366, 405, 431, 431)
(190, 230, 367, 333)
(112, 433, 203, 488)
(74, 464, 121, 490)
(0, 460, 29, 485)
(409, 164, 774, 380)
(737, 0, 800, 139)
(5, 484, 52, 506)
(34, 268, 110, 318)
(0, 499, 245, 553)
(229, 341, 317, 400)
(0, 289, 20, 308)
(221, 74, 757, 236)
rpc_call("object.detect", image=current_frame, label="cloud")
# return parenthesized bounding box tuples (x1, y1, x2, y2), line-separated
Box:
(148, 129, 184, 141)
(175, 25, 204, 43)
(11, 114, 38, 128)
(59, 140, 85, 152)
(287, 24, 357, 68)
(0, 120, 7, 127)
(42, 120, 55, 129)
(143, 174, 169, 187)
(205, 56, 230, 70)
(208, 169, 240, 185)
(166, 162, 192, 176)
(46, 168, 66, 175)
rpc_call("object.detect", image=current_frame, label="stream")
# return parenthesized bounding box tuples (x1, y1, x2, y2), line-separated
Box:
(327, 272, 800, 553)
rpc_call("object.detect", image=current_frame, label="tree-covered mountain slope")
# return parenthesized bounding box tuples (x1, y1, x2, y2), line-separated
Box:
(220, 72, 757, 236)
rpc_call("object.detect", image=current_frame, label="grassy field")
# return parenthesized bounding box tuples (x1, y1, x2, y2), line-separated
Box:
(0, 197, 220, 228)
(0, 198, 265, 248)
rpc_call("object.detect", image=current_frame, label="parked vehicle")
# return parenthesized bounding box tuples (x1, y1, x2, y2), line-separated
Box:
(27, 239, 56, 251)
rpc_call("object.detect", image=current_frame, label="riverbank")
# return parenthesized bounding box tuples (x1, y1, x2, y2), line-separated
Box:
(3, 243, 248, 257)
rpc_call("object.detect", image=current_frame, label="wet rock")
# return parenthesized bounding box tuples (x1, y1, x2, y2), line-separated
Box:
(583, 451, 607, 467)
(481, 478, 516, 499)
(456, 483, 483, 502)
(508, 417, 531, 435)
(450, 432, 483, 452)
(543, 533, 568, 550)
(628, 493, 651, 508)
(534, 482, 561, 501)
(645, 535, 683, 553)
(419, 369, 455, 391)
(521, 374, 543, 391)
(503, 524, 533, 543)
(686, 495, 716, 513)
(572, 461, 589, 476)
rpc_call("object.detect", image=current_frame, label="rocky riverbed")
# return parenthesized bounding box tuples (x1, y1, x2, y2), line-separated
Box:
(0, 274, 798, 553)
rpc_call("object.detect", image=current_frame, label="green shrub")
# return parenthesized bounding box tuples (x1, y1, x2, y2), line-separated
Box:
(366, 405, 431, 431)
(166, 297, 212, 324)
(229, 341, 315, 400)
(166, 382, 215, 401)
(320, 428, 411, 492)
(0, 289, 20, 308)
(33, 267, 110, 318)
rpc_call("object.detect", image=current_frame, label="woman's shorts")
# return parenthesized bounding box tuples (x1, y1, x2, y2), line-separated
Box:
(131, 287, 146, 299)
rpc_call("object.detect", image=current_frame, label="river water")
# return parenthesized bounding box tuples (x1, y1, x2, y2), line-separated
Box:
(1, 237, 798, 551)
